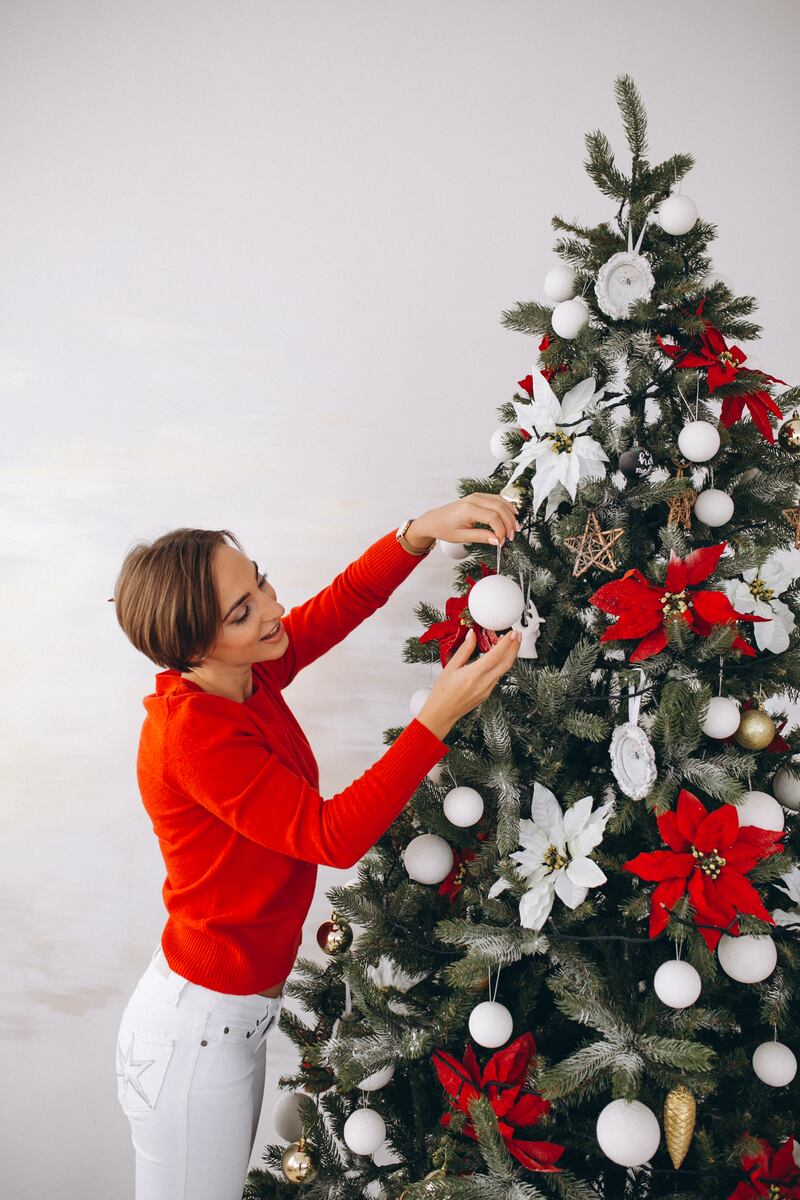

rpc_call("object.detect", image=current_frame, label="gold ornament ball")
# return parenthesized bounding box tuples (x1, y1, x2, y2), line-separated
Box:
(500, 481, 526, 506)
(281, 1138, 317, 1184)
(663, 1086, 696, 1170)
(779, 411, 800, 453)
(734, 709, 777, 750)
(316, 913, 353, 955)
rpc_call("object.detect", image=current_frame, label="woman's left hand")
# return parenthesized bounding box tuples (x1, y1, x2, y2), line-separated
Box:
(409, 493, 521, 550)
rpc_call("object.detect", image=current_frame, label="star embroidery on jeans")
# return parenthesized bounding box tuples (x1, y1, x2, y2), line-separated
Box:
(116, 1032, 157, 1107)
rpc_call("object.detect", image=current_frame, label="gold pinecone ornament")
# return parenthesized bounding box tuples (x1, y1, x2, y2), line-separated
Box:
(734, 708, 777, 750)
(663, 1086, 696, 1169)
(316, 911, 353, 955)
(281, 1135, 318, 1184)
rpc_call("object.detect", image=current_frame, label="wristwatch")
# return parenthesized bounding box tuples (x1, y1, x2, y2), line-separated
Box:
(396, 518, 433, 557)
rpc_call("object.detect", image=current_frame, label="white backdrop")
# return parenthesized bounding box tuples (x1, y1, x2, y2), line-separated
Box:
(1, 2, 798, 1194)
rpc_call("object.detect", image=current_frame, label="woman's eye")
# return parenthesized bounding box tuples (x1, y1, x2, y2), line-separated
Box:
(233, 574, 269, 625)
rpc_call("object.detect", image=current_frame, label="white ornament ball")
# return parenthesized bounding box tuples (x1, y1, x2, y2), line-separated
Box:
(490, 427, 516, 464)
(657, 193, 699, 236)
(544, 264, 578, 302)
(752, 1041, 798, 1088)
(736, 790, 785, 833)
(551, 297, 589, 340)
(596, 1099, 661, 1167)
(693, 488, 734, 527)
(403, 834, 454, 885)
(653, 960, 702, 1009)
(701, 696, 741, 739)
(439, 540, 470, 560)
(700, 271, 733, 292)
(343, 1108, 386, 1156)
(409, 687, 432, 719)
(273, 1092, 306, 1143)
(467, 574, 525, 631)
(356, 1064, 395, 1092)
(718, 934, 777, 984)
(677, 420, 720, 462)
(468, 1000, 514, 1048)
(443, 786, 484, 827)
(427, 761, 446, 785)
(772, 768, 800, 812)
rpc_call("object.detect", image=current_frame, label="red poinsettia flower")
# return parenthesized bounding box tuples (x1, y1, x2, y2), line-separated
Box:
(727, 1136, 800, 1199)
(720, 389, 785, 445)
(432, 1033, 564, 1172)
(437, 832, 489, 902)
(624, 787, 784, 951)
(419, 563, 499, 666)
(589, 542, 767, 663)
(722, 699, 792, 754)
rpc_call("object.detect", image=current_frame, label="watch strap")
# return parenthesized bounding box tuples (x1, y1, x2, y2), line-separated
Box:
(396, 518, 432, 557)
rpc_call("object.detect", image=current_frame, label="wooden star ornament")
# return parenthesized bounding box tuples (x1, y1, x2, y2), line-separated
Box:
(783, 506, 800, 549)
(666, 466, 697, 531)
(564, 511, 624, 577)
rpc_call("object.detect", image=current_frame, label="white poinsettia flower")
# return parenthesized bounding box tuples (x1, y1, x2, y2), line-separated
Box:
(488, 783, 614, 931)
(772, 863, 800, 929)
(366, 955, 427, 994)
(508, 370, 609, 517)
(723, 559, 797, 653)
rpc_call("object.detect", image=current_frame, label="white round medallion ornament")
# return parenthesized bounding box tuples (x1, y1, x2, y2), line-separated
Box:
(273, 1092, 307, 1143)
(677, 420, 720, 462)
(701, 696, 741, 739)
(343, 1108, 386, 1155)
(595, 1099, 661, 1167)
(772, 768, 800, 812)
(609, 673, 657, 800)
(653, 960, 702, 1009)
(717, 933, 777, 983)
(736, 790, 785, 832)
(551, 297, 589, 340)
(443, 786, 484, 827)
(467, 574, 525, 631)
(752, 1041, 797, 1088)
(439, 540, 470, 560)
(490, 427, 516, 464)
(403, 834, 454, 885)
(468, 1000, 514, 1048)
(656, 192, 699, 236)
(595, 251, 655, 320)
(544, 264, 578, 302)
(356, 1064, 395, 1092)
(409, 687, 432, 719)
(693, 489, 734, 527)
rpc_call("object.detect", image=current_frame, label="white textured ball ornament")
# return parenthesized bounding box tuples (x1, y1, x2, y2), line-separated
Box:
(467, 574, 525, 631)
(596, 1099, 661, 1167)
(693, 488, 734, 527)
(772, 769, 800, 812)
(468, 1000, 514, 1048)
(544, 264, 578, 302)
(700, 270, 733, 292)
(736, 790, 785, 832)
(701, 696, 741, 739)
(403, 834, 454, 885)
(677, 420, 720, 462)
(409, 687, 432, 719)
(653, 960, 702, 1009)
(273, 1092, 306, 1143)
(490, 427, 516, 464)
(439, 540, 470, 560)
(657, 193, 699, 236)
(343, 1108, 386, 1156)
(443, 786, 484, 827)
(752, 1042, 798, 1088)
(356, 1064, 395, 1091)
(718, 934, 777, 984)
(551, 297, 589, 340)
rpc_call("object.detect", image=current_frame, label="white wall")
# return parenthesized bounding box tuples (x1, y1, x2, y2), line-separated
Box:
(1, 2, 798, 1194)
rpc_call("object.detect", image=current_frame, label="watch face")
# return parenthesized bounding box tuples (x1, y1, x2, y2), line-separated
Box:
(595, 251, 655, 319)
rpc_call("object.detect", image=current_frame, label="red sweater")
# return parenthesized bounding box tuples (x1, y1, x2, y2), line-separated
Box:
(136, 527, 450, 994)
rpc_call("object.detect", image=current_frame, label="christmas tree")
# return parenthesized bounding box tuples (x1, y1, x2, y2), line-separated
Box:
(246, 76, 800, 1200)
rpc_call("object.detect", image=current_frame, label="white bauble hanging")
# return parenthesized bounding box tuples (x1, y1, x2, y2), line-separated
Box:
(701, 696, 741, 739)
(544, 264, 578, 302)
(653, 960, 702, 1009)
(443, 785, 484, 827)
(356, 1064, 395, 1092)
(700, 271, 733, 292)
(694, 489, 734, 527)
(736, 790, 785, 832)
(439, 540, 470, 560)
(343, 1108, 386, 1155)
(677, 420, 720, 462)
(273, 1092, 306, 1143)
(490, 427, 516, 464)
(409, 687, 432, 719)
(467, 574, 525, 631)
(551, 297, 589, 340)
(717, 934, 777, 983)
(752, 1041, 798, 1088)
(468, 1000, 513, 1048)
(772, 768, 800, 812)
(427, 761, 446, 785)
(403, 834, 454, 885)
(657, 193, 699, 236)
(596, 1099, 661, 1167)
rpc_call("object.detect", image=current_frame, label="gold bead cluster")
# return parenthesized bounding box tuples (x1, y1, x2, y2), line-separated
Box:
(691, 846, 726, 880)
(661, 588, 690, 617)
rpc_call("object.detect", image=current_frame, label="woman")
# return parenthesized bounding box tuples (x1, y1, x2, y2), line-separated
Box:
(111, 494, 522, 1200)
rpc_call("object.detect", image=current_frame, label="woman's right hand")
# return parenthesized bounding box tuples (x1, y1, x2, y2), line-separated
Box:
(415, 627, 522, 740)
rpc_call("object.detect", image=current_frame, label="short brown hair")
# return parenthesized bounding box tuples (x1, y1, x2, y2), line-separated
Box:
(110, 527, 247, 672)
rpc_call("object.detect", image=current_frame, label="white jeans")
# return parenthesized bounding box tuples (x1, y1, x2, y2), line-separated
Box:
(115, 944, 284, 1200)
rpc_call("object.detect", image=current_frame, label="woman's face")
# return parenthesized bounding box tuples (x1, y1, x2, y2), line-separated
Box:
(208, 543, 288, 665)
